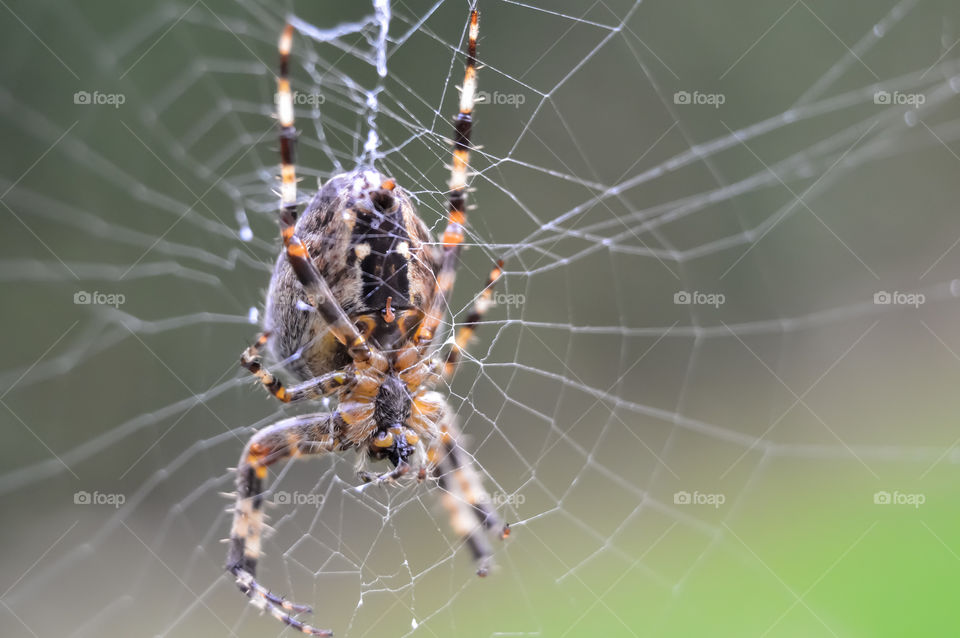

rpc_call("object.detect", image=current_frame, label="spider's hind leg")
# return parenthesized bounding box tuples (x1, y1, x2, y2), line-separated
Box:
(415, 10, 481, 349)
(273, 21, 381, 368)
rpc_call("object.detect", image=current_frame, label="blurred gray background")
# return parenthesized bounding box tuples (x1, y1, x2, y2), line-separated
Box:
(3, 0, 960, 636)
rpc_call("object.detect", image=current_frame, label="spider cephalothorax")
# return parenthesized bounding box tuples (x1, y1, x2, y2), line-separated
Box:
(226, 11, 508, 636)
(371, 375, 414, 461)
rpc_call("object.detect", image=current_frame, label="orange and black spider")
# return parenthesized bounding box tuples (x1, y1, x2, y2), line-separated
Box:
(225, 10, 507, 635)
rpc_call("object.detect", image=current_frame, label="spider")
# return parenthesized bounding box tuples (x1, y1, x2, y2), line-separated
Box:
(226, 10, 508, 636)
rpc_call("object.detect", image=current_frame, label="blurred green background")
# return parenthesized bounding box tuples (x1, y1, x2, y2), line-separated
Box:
(2, 0, 960, 636)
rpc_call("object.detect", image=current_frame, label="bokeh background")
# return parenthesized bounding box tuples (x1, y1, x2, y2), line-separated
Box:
(2, 0, 960, 636)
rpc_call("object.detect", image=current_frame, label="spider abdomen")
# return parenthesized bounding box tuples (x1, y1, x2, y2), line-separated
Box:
(264, 169, 438, 381)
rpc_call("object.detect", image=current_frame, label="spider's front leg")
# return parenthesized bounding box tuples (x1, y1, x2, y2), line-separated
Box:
(426, 394, 509, 576)
(227, 412, 344, 636)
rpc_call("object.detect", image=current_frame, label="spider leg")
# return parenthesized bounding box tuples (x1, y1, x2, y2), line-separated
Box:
(437, 424, 504, 535)
(241, 332, 352, 403)
(417, 10, 480, 348)
(275, 23, 379, 366)
(430, 398, 507, 576)
(443, 260, 503, 379)
(227, 412, 343, 636)
(358, 461, 411, 484)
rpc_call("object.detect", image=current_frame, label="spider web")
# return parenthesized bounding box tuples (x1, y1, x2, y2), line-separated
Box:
(3, 0, 960, 635)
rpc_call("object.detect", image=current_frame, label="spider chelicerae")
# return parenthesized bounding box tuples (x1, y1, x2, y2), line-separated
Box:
(226, 10, 508, 636)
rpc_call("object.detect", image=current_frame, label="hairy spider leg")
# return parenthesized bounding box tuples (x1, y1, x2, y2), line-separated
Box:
(275, 23, 381, 367)
(417, 10, 480, 349)
(227, 413, 343, 636)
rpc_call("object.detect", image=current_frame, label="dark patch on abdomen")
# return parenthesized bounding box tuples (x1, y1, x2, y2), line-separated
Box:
(350, 207, 412, 313)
